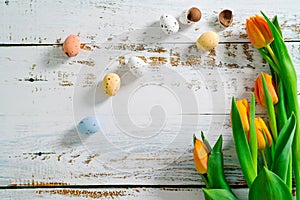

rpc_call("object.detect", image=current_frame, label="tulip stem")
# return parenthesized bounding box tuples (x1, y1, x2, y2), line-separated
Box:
(266, 44, 279, 67)
(260, 150, 268, 168)
(200, 174, 210, 188)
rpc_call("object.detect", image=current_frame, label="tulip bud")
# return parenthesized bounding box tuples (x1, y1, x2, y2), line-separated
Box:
(254, 73, 278, 106)
(235, 99, 250, 132)
(193, 138, 210, 174)
(254, 118, 272, 150)
(246, 15, 274, 49)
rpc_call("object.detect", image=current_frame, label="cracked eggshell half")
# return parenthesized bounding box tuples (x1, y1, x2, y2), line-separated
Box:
(102, 73, 121, 96)
(196, 31, 219, 51)
(160, 14, 179, 34)
(127, 56, 148, 77)
(62, 34, 81, 57)
(179, 7, 202, 24)
(218, 9, 233, 27)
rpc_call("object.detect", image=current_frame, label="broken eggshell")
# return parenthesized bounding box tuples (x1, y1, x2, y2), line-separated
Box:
(196, 31, 219, 51)
(62, 34, 81, 57)
(218, 9, 233, 27)
(179, 7, 202, 24)
(127, 56, 148, 77)
(102, 73, 121, 96)
(160, 14, 179, 34)
(77, 116, 100, 135)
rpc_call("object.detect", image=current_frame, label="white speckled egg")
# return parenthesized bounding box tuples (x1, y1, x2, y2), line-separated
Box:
(102, 73, 121, 96)
(63, 34, 81, 57)
(77, 116, 100, 135)
(160, 14, 179, 34)
(128, 56, 148, 77)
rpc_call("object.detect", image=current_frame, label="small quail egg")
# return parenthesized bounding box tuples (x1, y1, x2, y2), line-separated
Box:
(77, 116, 100, 135)
(160, 14, 179, 34)
(128, 56, 148, 77)
(62, 34, 81, 57)
(179, 7, 202, 24)
(102, 73, 121, 96)
(196, 31, 219, 51)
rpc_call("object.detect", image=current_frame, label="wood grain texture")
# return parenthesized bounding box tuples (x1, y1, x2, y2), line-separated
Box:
(0, 0, 300, 44)
(1, 0, 300, 199)
(0, 42, 299, 186)
(0, 188, 249, 200)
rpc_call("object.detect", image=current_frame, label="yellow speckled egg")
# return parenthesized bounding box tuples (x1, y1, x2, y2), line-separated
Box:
(62, 34, 81, 57)
(196, 31, 219, 51)
(102, 73, 121, 96)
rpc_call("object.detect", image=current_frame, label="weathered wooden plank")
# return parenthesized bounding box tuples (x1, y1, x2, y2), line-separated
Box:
(1, 43, 300, 116)
(0, 0, 300, 44)
(0, 42, 299, 186)
(0, 188, 249, 200)
(0, 114, 241, 186)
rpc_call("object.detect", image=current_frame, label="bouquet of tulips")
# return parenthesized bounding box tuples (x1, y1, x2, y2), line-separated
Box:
(193, 12, 299, 200)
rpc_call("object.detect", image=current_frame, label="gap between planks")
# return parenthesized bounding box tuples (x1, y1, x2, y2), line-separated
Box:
(0, 40, 300, 47)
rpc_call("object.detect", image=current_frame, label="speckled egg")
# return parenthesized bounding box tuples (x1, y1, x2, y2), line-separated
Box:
(77, 116, 100, 135)
(102, 73, 121, 96)
(128, 56, 148, 77)
(196, 31, 219, 51)
(160, 14, 179, 34)
(62, 34, 81, 57)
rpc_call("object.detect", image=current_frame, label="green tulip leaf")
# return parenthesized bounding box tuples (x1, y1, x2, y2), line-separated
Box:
(201, 131, 212, 151)
(271, 113, 296, 182)
(207, 135, 231, 191)
(261, 73, 278, 141)
(276, 82, 288, 132)
(271, 15, 282, 37)
(249, 167, 292, 200)
(261, 12, 298, 114)
(231, 97, 256, 187)
(248, 93, 257, 173)
(202, 189, 238, 200)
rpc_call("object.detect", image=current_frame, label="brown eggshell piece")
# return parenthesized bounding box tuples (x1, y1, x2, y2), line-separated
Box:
(218, 9, 233, 27)
(187, 7, 202, 22)
(62, 34, 81, 57)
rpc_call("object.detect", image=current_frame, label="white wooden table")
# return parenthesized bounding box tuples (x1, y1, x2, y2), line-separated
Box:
(0, 0, 299, 199)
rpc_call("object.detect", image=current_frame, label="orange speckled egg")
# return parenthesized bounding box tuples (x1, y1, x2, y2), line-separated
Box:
(62, 34, 80, 57)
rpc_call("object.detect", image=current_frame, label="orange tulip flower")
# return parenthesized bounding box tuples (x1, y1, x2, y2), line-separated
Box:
(235, 99, 250, 132)
(246, 15, 274, 49)
(193, 138, 210, 174)
(254, 73, 278, 106)
(254, 118, 272, 150)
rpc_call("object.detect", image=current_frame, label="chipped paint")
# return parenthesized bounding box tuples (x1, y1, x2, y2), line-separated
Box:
(118, 56, 126, 65)
(57, 71, 74, 86)
(83, 73, 97, 87)
(57, 152, 66, 161)
(84, 154, 100, 165)
(73, 60, 95, 67)
(147, 48, 167, 53)
(9, 180, 68, 187)
(36, 189, 126, 198)
(242, 43, 253, 62)
(80, 44, 93, 51)
(59, 81, 73, 87)
(149, 56, 167, 66)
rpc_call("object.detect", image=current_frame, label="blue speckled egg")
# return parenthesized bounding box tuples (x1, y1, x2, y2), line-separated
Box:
(77, 116, 100, 135)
